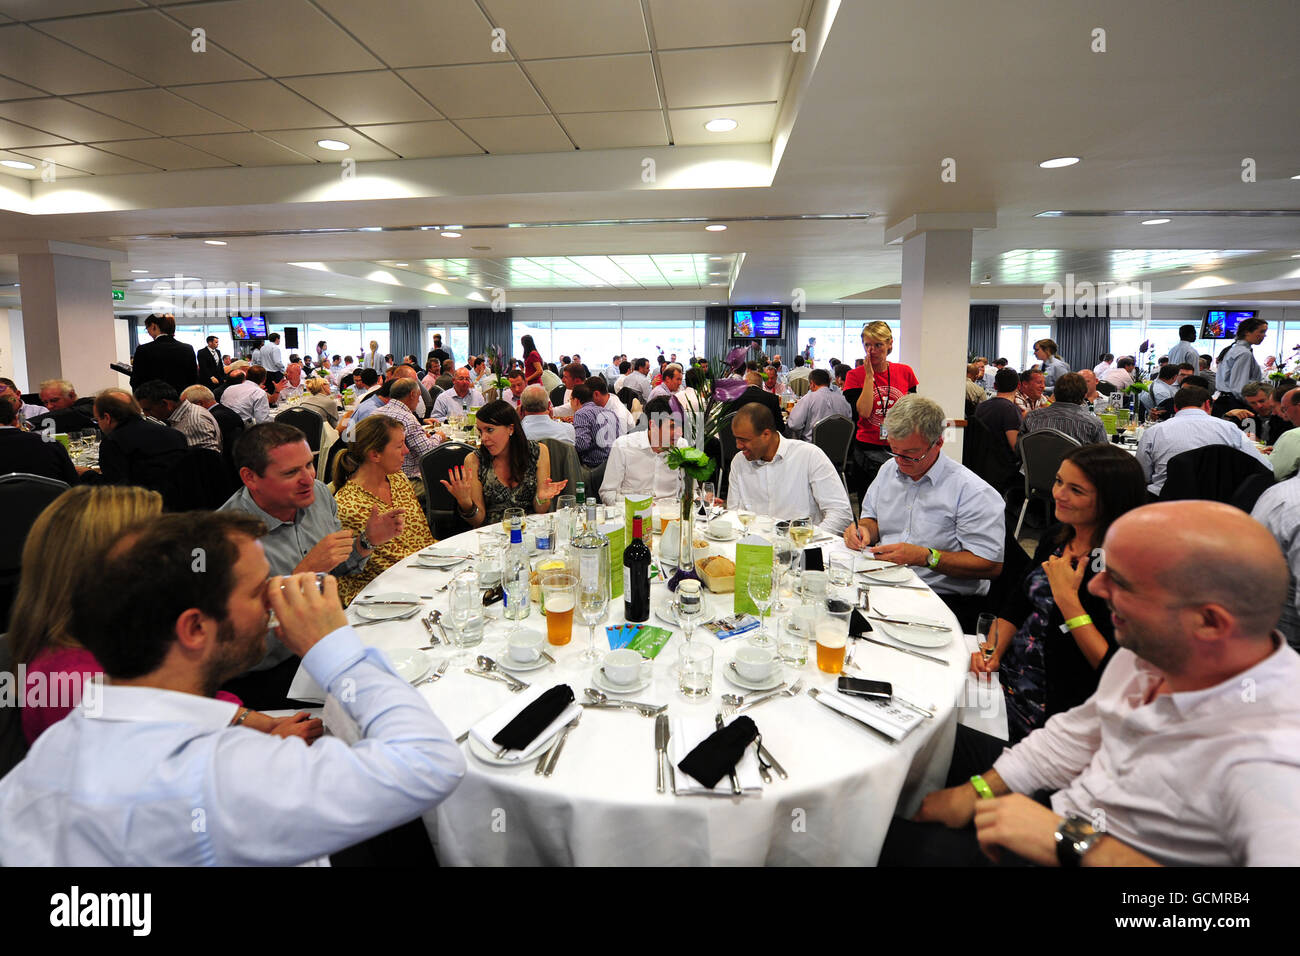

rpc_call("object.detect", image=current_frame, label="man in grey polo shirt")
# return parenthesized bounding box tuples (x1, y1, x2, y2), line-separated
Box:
(219, 422, 405, 708)
(1019, 372, 1108, 446)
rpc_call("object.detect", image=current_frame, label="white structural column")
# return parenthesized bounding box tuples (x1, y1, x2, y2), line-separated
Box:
(13, 241, 124, 394)
(885, 213, 995, 460)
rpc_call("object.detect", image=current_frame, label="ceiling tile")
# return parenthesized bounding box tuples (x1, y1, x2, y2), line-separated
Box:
(0, 24, 150, 94)
(558, 110, 667, 149)
(67, 89, 243, 136)
(171, 132, 313, 166)
(260, 127, 398, 162)
(659, 44, 791, 108)
(281, 71, 442, 125)
(315, 0, 494, 68)
(0, 75, 44, 100)
(174, 80, 340, 130)
(92, 137, 235, 170)
(173, 0, 382, 77)
(0, 0, 143, 16)
(400, 63, 546, 119)
(668, 102, 776, 144)
(480, 0, 648, 58)
(0, 150, 85, 178)
(526, 53, 660, 113)
(10, 143, 157, 174)
(0, 117, 69, 149)
(353, 120, 482, 158)
(647, 0, 807, 48)
(38, 10, 260, 86)
(454, 114, 572, 154)
(0, 97, 152, 141)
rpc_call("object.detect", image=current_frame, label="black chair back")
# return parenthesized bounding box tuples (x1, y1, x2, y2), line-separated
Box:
(1095, 381, 1117, 396)
(420, 442, 474, 538)
(1161, 444, 1273, 505)
(278, 407, 325, 452)
(811, 414, 854, 490)
(1014, 428, 1080, 538)
(0, 474, 69, 627)
(963, 415, 1019, 495)
(322, 437, 348, 487)
(617, 387, 637, 412)
(0, 633, 28, 779)
(980, 513, 1034, 621)
(159, 448, 240, 511)
(842, 387, 862, 430)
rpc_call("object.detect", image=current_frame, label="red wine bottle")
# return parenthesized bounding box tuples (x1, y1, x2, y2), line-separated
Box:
(623, 515, 651, 622)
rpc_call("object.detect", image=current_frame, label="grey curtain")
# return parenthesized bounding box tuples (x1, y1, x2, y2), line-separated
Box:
(704, 306, 729, 360)
(967, 305, 998, 361)
(123, 315, 139, 358)
(389, 310, 420, 364)
(1055, 305, 1110, 374)
(469, 307, 513, 362)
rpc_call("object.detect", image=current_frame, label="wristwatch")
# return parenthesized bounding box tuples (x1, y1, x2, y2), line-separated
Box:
(358, 530, 373, 551)
(1055, 813, 1099, 867)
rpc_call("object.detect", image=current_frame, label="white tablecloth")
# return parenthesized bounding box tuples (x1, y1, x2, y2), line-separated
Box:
(317, 525, 970, 865)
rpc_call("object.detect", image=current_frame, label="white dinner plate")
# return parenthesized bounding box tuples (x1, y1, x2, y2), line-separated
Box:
(384, 647, 433, 684)
(414, 554, 464, 569)
(467, 730, 561, 766)
(723, 662, 783, 692)
(857, 561, 914, 583)
(423, 544, 464, 559)
(869, 615, 953, 649)
(591, 666, 652, 695)
(352, 592, 423, 621)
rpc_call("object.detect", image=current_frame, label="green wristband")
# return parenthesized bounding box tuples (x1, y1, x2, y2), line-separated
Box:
(1063, 613, 1093, 631)
(970, 775, 995, 800)
(927, 547, 941, 569)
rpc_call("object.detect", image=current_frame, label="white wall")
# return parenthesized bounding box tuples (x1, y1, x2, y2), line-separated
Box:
(0, 309, 25, 391)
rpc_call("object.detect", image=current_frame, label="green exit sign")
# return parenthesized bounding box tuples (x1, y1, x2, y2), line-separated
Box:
(112, 289, 125, 300)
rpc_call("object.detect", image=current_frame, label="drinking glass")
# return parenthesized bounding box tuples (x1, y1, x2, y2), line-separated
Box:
(448, 573, 486, 662)
(814, 612, 848, 675)
(700, 482, 717, 518)
(789, 517, 813, 549)
(577, 568, 610, 664)
(746, 566, 777, 648)
(771, 536, 797, 612)
(736, 508, 756, 533)
(502, 559, 531, 632)
(777, 618, 808, 667)
(555, 495, 577, 548)
(828, 555, 854, 588)
(532, 514, 553, 551)
(976, 612, 998, 686)
(477, 541, 505, 589)
(677, 643, 714, 700)
(541, 572, 576, 647)
(502, 506, 525, 535)
(672, 578, 704, 673)
(266, 572, 328, 631)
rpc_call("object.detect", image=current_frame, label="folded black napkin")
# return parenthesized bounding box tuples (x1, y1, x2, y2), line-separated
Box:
(492, 685, 575, 751)
(677, 715, 759, 789)
(849, 609, 873, 636)
(802, 548, 824, 571)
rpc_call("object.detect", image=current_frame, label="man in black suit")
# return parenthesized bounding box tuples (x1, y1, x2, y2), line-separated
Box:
(0, 394, 78, 484)
(197, 334, 225, 390)
(721, 371, 788, 436)
(91, 388, 186, 491)
(30, 378, 96, 433)
(130, 313, 198, 394)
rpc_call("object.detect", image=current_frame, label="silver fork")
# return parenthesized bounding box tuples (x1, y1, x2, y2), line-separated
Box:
(414, 659, 449, 687)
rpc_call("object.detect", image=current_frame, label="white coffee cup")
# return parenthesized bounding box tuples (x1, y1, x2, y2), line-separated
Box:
(734, 645, 777, 682)
(709, 515, 735, 538)
(507, 629, 545, 664)
(603, 648, 649, 686)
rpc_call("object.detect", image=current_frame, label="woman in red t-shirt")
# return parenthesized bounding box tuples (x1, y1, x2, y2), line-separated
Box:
(844, 320, 919, 498)
(521, 334, 544, 386)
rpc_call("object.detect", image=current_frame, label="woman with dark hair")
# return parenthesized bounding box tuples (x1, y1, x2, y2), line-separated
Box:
(973, 442, 1147, 743)
(1033, 338, 1070, 396)
(439, 400, 567, 527)
(520, 334, 544, 386)
(1214, 316, 1269, 415)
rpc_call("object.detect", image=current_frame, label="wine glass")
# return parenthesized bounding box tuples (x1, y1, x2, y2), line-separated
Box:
(700, 482, 717, 519)
(746, 566, 777, 648)
(676, 577, 704, 649)
(577, 569, 610, 664)
(771, 536, 797, 613)
(789, 517, 813, 549)
(736, 508, 756, 533)
(976, 613, 997, 687)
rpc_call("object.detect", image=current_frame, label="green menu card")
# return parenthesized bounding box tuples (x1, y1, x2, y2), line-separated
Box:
(600, 521, 625, 600)
(624, 495, 652, 541)
(733, 534, 774, 616)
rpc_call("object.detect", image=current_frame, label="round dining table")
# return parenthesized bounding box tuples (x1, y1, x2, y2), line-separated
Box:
(331, 515, 971, 866)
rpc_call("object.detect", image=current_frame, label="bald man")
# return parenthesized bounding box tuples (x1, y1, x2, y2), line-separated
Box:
(885, 501, 1300, 867)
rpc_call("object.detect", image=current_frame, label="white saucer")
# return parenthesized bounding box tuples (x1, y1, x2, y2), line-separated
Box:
(467, 731, 560, 766)
(353, 592, 423, 620)
(497, 652, 551, 673)
(385, 647, 432, 684)
(705, 526, 739, 542)
(723, 661, 783, 692)
(591, 667, 652, 695)
(870, 615, 953, 649)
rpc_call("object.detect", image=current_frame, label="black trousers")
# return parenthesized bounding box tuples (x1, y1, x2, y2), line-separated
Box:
(220, 655, 308, 711)
(937, 592, 990, 636)
(849, 440, 892, 501)
(330, 817, 440, 867)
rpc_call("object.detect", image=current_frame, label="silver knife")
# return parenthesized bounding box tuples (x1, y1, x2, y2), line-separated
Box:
(541, 715, 581, 777)
(665, 720, 676, 794)
(655, 714, 668, 793)
(716, 713, 742, 795)
(757, 741, 788, 779)
(867, 614, 950, 632)
(734, 684, 789, 715)
(852, 633, 950, 666)
(754, 741, 772, 784)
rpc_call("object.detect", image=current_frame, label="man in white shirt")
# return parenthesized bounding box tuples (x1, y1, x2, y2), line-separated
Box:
(1136, 386, 1271, 496)
(220, 367, 272, 425)
(1166, 326, 1200, 369)
(786, 355, 812, 384)
(502, 368, 527, 411)
(599, 396, 686, 505)
(1101, 356, 1135, 389)
(0, 512, 465, 865)
(891, 500, 1300, 867)
(519, 385, 575, 444)
(623, 358, 653, 407)
(727, 402, 852, 535)
(259, 333, 285, 382)
(429, 368, 484, 421)
(1092, 352, 1114, 379)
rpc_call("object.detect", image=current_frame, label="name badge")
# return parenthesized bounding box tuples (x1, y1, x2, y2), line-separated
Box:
(878, 423, 888, 439)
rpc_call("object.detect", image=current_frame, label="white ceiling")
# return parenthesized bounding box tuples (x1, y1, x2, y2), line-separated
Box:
(0, 0, 1294, 316)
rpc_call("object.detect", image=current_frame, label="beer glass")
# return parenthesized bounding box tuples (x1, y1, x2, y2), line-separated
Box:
(815, 614, 848, 674)
(541, 571, 576, 646)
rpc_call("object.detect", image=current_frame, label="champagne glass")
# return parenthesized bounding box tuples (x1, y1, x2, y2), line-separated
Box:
(746, 566, 777, 648)
(771, 536, 797, 612)
(736, 508, 755, 533)
(676, 577, 704, 655)
(789, 517, 813, 549)
(577, 568, 610, 664)
(976, 613, 997, 686)
(700, 482, 717, 519)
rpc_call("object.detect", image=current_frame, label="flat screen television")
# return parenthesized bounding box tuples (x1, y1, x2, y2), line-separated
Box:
(1200, 309, 1257, 340)
(229, 313, 268, 340)
(731, 307, 783, 339)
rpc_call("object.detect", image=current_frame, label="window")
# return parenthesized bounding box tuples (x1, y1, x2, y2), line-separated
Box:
(554, 321, 623, 367)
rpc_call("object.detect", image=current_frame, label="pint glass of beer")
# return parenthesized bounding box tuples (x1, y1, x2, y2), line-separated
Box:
(815, 620, 847, 674)
(541, 571, 576, 646)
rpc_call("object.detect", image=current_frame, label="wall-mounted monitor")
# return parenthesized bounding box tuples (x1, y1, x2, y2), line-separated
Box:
(229, 314, 268, 340)
(731, 307, 784, 339)
(1200, 309, 1257, 340)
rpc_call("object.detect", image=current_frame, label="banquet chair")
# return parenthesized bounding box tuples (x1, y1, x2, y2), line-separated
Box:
(419, 442, 474, 538)
(321, 433, 348, 486)
(277, 406, 325, 452)
(716, 420, 738, 501)
(0, 633, 27, 779)
(540, 438, 582, 509)
(789, 377, 811, 397)
(962, 416, 1019, 497)
(158, 448, 240, 511)
(617, 387, 637, 412)
(1014, 428, 1080, 539)
(0, 473, 69, 626)
(811, 414, 854, 491)
(842, 387, 862, 431)
(1160, 444, 1273, 506)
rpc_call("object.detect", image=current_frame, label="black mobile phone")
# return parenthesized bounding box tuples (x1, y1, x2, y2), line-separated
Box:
(837, 676, 893, 701)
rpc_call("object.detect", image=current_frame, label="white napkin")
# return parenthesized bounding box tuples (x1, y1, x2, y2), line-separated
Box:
(468, 684, 582, 760)
(286, 664, 326, 704)
(817, 689, 925, 742)
(668, 715, 764, 795)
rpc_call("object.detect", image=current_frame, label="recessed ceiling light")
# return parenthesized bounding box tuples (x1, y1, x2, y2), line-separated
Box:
(204, 239, 226, 246)
(1292, 175, 1300, 180)
(360, 227, 382, 232)
(317, 139, 350, 151)
(0, 159, 36, 170)
(324, 292, 336, 296)
(705, 224, 727, 232)
(704, 118, 738, 133)
(382, 299, 391, 303)
(472, 245, 491, 251)
(1038, 157, 1080, 169)
(440, 231, 461, 238)
(131, 269, 148, 274)
(394, 262, 408, 267)
(1141, 219, 1171, 225)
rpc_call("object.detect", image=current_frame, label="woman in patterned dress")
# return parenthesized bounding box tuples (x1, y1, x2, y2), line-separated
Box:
(332, 415, 434, 606)
(438, 400, 567, 528)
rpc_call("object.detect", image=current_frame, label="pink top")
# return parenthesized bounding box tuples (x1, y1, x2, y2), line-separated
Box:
(20, 646, 242, 745)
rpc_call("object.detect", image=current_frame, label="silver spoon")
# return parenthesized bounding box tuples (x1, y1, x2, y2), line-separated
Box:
(583, 687, 665, 716)
(476, 655, 527, 691)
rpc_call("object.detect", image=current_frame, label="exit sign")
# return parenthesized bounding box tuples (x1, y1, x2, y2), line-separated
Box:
(112, 289, 125, 300)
